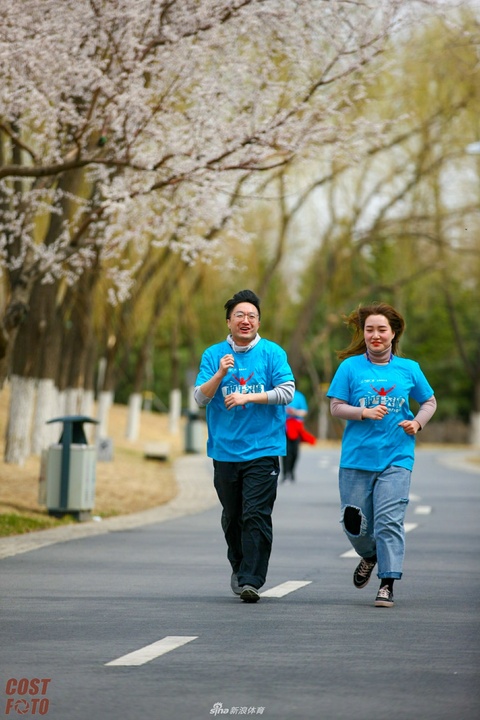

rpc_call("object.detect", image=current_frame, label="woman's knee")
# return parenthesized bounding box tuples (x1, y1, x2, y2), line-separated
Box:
(342, 505, 366, 536)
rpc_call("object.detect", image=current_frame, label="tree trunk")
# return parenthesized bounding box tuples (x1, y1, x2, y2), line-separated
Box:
(31, 378, 59, 454)
(5, 278, 63, 461)
(62, 264, 100, 391)
(0, 270, 36, 388)
(0, 128, 32, 387)
(4, 375, 36, 464)
(64, 387, 83, 415)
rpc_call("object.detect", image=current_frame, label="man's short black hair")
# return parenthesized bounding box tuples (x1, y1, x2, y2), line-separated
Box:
(224, 289, 261, 320)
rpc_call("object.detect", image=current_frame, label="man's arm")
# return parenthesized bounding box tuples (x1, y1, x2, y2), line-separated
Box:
(224, 381, 295, 410)
(194, 353, 235, 407)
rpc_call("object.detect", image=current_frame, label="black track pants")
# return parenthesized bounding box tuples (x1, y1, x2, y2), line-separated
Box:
(213, 456, 280, 589)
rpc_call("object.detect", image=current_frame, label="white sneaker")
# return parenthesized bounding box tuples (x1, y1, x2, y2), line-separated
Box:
(230, 573, 242, 596)
(374, 586, 394, 608)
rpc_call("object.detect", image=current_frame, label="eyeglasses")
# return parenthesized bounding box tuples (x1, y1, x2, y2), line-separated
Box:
(232, 311, 259, 321)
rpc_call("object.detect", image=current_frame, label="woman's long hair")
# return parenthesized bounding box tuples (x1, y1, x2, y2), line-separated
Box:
(336, 302, 406, 361)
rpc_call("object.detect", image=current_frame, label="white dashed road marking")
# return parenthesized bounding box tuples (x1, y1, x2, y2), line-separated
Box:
(105, 636, 198, 667)
(341, 549, 361, 559)
(414, 505, 432, 515)
(260, 581, 312, 598)
(105, 583, 311, 667)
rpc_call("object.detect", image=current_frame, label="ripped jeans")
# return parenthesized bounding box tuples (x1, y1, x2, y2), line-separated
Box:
(339, 466, 411, 579)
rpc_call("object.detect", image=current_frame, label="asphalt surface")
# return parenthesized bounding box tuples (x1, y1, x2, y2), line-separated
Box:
(1, 447, 479, 720)
(0, 454, 218, 560)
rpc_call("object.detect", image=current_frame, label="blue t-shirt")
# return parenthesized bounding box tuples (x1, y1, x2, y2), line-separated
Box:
(286, 390, 308, 425)
(195, 338, 294, 462)
(327, 355, 434, 471)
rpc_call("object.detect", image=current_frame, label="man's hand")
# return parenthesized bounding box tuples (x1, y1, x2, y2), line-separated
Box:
(219, 354, 235, 377)
(224, 391, 248, 410)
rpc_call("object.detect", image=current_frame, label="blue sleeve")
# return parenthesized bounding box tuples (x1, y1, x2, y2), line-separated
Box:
(410, 362, 434, 404)
(326, 361, 351, 402)
(195, 345, 221, 386)
(270, 343, 295, 386)
(289, 391, 308, 411)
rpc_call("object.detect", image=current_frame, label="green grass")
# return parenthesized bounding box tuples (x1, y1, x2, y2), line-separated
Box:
(0, 512, 75, 538)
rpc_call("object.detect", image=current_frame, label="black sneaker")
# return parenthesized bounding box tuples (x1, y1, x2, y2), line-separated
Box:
(375, 585, 394, 608)
(230, 572, 242, 596)
(353, 557, 377, 589)
(240, 585, 260, 603)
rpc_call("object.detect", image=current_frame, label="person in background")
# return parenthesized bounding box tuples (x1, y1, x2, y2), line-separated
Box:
(281, 389, 315, 482)
(194, 289, 295, 603)
(327, 302, 436, 608)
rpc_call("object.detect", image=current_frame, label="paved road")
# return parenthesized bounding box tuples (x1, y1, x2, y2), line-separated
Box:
(1, 447, 479, 720)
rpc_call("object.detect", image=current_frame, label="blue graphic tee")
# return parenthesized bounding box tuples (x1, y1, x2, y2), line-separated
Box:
(195, 338, 294, 462)
(287, 390, 308, 418)
(327, 355, 434, 471)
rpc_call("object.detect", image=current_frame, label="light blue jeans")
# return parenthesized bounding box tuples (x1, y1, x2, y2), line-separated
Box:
(339, 465, 411, 579)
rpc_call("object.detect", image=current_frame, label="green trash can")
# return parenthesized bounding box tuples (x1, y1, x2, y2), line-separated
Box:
(44, 415, 99, 521)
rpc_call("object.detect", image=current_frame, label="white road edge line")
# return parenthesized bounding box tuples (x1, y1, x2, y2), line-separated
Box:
(260, 581, 312, 598)
(105, 636, 198, 667)
(341, 523, 418, 558)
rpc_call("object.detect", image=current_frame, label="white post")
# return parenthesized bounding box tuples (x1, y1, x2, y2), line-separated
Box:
(169, 388, 182, 434)
(318, 400, 328, 441)
(126, 393, 142, 440)
(470, 411, 480, 446)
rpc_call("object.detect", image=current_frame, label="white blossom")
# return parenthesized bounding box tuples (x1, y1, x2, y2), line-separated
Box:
(0, 0, 442, 304)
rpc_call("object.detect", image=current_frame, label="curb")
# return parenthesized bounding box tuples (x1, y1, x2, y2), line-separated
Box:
(0, 455, 217, 560)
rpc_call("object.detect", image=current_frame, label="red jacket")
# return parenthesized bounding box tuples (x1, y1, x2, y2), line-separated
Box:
(286, 418, 316, 444)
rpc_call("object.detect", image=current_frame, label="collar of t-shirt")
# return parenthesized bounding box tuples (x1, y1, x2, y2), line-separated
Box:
(226, 333, 261, 353)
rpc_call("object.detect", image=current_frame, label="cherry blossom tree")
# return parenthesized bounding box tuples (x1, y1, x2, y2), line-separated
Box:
(0, 0, 441, 462)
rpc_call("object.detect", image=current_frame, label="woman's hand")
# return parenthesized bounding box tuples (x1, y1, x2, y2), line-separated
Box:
(398, 420, 421, 435)
(362, 404, 389, 421)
